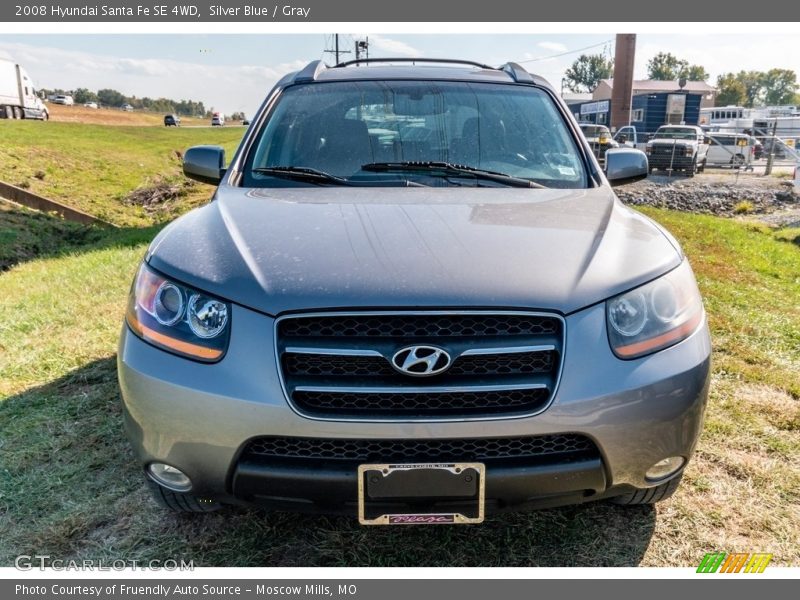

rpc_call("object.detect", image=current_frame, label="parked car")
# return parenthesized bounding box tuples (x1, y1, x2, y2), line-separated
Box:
(121, 103, 134, 112)
(211, 112, 224, 126)
(83, 101, 98, 109)
(52, 94, 74, 106)
(119, 59, 711, 523)
(242, 118, 250, 126)
(646, 125, 710, 175)
(0, 58, 48, 119)
(578, 123, 619, 160)
(164, 114, 181, 127)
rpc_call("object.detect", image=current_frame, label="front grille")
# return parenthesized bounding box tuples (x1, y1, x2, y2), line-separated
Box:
(293, 387, 550, 416)
(284, 349, 555, 378)
(242, 434, 596, 463)
(276, 312, 564, 420)
(278, 314, 559, 338)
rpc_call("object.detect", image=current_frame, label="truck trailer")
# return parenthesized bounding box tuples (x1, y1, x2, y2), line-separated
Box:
(0, 58, 48, 120)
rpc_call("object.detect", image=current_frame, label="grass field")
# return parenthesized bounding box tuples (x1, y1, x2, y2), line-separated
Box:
(46, 103, 212, 127)
(0, 191, 798, 565)
(0, 120, 243, 226)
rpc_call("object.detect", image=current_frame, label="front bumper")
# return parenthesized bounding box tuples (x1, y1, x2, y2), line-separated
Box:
(118, 302, 712, 512)
(648, 151, 696, 170)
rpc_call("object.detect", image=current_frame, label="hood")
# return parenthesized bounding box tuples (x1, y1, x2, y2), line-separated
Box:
(146, 186, 681, 316)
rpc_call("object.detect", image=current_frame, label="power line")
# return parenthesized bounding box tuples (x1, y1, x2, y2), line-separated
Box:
(516, 39, 613, 64)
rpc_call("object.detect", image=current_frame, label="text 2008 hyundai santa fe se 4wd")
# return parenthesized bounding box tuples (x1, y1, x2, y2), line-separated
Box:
(118, 59, 711, 524)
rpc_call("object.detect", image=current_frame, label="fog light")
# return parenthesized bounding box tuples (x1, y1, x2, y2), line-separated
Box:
(646, 456, 685, 481)
(148, 462, 192, 492)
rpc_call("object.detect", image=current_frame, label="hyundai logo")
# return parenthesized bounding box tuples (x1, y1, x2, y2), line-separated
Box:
(391, 345, 452, 377)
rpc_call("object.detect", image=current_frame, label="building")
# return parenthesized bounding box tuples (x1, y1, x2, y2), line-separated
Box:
(593, 79, 717, 109)
(569, 91, 704, 136)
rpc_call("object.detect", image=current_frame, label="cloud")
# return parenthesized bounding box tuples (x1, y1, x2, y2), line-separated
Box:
(366, 35, 422, 58)
(0, 41, 308, 115)
(537, 41, 568, 53)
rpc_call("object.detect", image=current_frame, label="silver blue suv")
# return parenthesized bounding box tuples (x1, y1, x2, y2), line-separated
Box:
(118, 59, 711, 524)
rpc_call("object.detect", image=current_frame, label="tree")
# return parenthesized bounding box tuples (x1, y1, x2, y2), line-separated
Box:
(715, 73, 747, 106)
(647, 52, 688, 80)
(647, 52, 707, 81)
(762, 68, 797, 105)
(683, 64, 709, 82)
(735, 71, 766, 107)
(97, 88, 126, 107)
(563, 54, 613, 93)
(72, 88, 97, 103)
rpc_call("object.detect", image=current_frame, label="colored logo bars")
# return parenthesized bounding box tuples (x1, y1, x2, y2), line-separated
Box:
(697, 552, 773, 573)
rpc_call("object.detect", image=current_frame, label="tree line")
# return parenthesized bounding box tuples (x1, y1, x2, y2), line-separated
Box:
(562, 51, 798, 107)
(40, 86, 215, 117)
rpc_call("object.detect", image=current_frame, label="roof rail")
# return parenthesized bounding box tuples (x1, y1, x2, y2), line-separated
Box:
(294, 60, 327, 83)
(334, 57, 496, 70)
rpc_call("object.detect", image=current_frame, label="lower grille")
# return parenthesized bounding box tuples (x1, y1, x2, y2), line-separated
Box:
(241, 434, 597, 463)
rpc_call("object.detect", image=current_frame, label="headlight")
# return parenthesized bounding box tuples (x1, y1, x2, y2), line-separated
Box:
(126, 263, 230, 362)
(606, 260, 704, 359)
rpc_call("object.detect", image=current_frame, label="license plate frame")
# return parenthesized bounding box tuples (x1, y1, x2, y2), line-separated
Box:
(357, 462, 485, 525)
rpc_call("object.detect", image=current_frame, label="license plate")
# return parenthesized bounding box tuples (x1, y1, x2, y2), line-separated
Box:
(358, 462, 485, 525)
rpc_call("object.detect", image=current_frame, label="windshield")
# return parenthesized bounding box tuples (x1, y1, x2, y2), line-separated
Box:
(653, 127, 698, 140)
(243, 80, 588, 188)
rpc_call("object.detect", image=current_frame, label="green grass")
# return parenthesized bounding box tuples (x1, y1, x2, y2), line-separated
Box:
(0, 121, 243, 227)
(0, 201, 105, 271)
(0, 205, 798, 567)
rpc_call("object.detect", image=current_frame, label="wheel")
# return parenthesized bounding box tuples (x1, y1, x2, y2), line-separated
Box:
(12, 106, 22, 119)
(611, 474, 683, 505)
(146, 480, 223, 513)
(686, 160, 697, 177)
(42, 110, 48, 121)
(698, 159, 706, 173)
(731, 154, 745, 168)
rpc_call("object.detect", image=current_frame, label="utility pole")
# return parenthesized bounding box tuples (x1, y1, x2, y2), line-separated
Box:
(355, 38, 369, 62)
(610, 33, 636, 132)
(765, 120, 778, 176)
(323, 34, 350, 65)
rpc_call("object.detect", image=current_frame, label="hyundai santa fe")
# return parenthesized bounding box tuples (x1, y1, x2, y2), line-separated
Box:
(118, 58, 711, 524)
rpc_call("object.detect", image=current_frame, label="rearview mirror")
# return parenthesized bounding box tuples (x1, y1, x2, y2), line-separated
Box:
(183, 145, 226, 185)
(605, 148, 648, 186)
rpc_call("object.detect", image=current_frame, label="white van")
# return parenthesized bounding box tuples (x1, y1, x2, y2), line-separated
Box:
(705, 132, 754, 167)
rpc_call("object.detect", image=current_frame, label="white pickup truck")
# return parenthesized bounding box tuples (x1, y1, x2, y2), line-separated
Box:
(0, 58, 49, 120)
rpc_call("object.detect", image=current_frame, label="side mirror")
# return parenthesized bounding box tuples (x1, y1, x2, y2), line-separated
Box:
(183, 145, 226, 185)
(605, 148, 649, 186)
(616, 134, 628, 144)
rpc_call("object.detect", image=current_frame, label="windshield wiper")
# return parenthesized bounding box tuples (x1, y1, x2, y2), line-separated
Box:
(252, 166, 354, 186)
(361, 161, 547, 188)
(252, 166, 429, 187)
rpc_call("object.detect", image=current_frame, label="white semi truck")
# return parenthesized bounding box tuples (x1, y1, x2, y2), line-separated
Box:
(0, 58, 48, 120)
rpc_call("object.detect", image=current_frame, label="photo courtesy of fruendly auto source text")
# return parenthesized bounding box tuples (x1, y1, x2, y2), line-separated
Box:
(0, 0, 798, 594)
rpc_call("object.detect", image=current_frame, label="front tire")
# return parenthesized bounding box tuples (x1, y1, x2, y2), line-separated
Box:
(611, 474, 683, 506)
(147, 480, 223, 513)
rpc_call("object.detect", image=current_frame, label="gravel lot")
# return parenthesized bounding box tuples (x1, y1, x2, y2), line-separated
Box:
(616, 172, 799, 222)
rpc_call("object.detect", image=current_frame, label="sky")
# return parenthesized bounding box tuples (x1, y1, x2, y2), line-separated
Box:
(1, 33, 799, 117)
